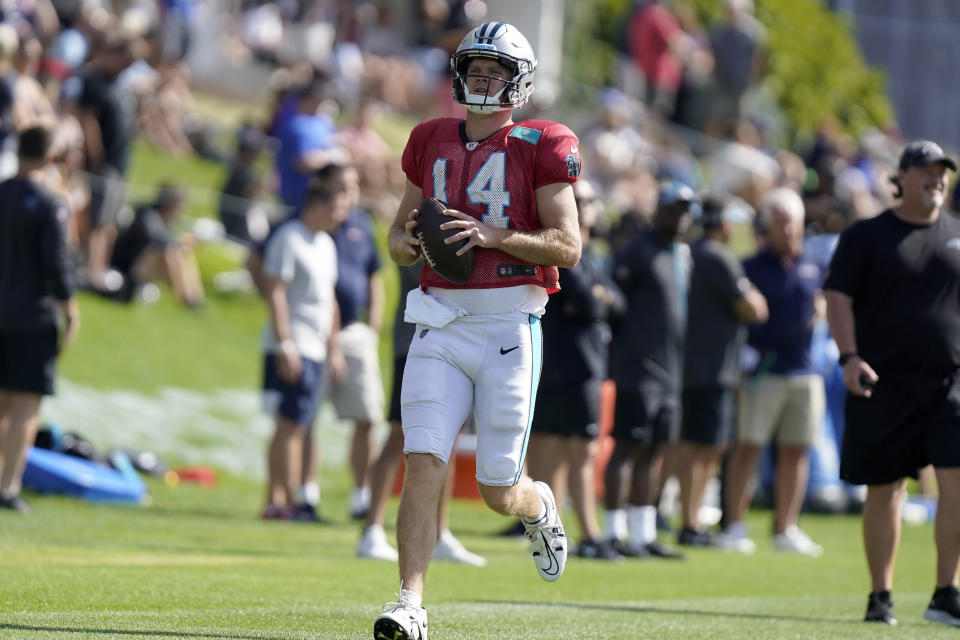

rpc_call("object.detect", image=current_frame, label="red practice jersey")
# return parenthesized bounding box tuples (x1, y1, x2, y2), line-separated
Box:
(401, 118, 581, 291)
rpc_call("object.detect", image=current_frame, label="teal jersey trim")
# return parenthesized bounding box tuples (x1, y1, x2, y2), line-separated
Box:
(515, 314, 543, 485)
(509, 126, 542, 145)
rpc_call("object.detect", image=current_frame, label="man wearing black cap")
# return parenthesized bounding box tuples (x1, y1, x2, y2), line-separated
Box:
(825, 140, 960, 626)
(603, 181, 695, 559)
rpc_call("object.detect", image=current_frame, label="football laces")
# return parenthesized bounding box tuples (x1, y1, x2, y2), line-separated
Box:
(417, 231, 437, 269)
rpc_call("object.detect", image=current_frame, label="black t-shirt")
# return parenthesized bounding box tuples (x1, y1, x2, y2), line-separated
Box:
(611, 228, 689, 392)
(70, 67, 136, 172)
(541, 248, 624, 387)
(684, 237, 751, 388)
(110, 205, 174, 274)
(824, 208, 960, 376)
(0, 177, 74, 330)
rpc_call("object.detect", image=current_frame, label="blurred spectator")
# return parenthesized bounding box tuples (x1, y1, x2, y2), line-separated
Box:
(604, 181, 696, 559)
(45, 114, 88, 250)
(722, 187, 825, 556)
(706, 0, 766, 136)
(62, 32, 139, 291)
(158, 0, 198, 63)
(626, 0, 696, 117)
(12, 33, 58, 131)
(275, 77, 341, 209)
(218, 124, 271, 246)
(675, 192, 766, 547)
(320, 164, 386, 521)
(528, 177, 626, 561)
(109, 182, 205, 307)
(0, 126, 79, 514)
(337, 99, 399, 202)
(670, 1, 714, 131)
(0, 24, 19, 180)
(580, 88, 652, 198)
(706, 119, 779, 210)
(137, 60, 196, 156)
(259, 167, 348, 521)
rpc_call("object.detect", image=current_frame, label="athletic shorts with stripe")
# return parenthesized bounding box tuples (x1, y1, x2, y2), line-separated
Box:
(400, 312, 542, 486)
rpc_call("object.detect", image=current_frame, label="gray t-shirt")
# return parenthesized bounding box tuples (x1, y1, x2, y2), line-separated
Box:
(261, 218, 337, 361)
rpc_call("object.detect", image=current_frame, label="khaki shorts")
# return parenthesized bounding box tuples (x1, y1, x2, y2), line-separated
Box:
(328, 322, 384, 422)
(737, 374, 824, 447)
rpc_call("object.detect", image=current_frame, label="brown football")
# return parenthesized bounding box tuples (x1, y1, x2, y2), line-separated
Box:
(415, 197, 475, 285)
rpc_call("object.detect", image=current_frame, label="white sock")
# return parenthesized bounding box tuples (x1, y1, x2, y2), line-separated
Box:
(628, 505, 657, 547)
(299, 482, 320, 506)
(604, 509, 628, 541)
(351, 486, 370, 510)
(399, 588, 422, 609)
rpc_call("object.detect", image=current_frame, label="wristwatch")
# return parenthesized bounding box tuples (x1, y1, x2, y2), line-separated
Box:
(838, 352, 858, 366)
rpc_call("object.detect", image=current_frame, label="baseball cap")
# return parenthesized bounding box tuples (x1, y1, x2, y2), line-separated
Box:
(898, 140, 958, 172)
(658, 181, 702, 217)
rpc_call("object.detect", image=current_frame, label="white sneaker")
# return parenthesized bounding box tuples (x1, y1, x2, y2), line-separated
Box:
(432, 529, 487, 567)
(715, 521, 757, 554)
(374, 600, 427, 640)
(522, 481, 567, 582)
(357, 524, 399, 562)
(772, 525, 823, 557)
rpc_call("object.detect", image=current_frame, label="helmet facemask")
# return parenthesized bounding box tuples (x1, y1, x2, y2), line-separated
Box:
(453, 54, 528, 114)
(450, 22, 537, 115)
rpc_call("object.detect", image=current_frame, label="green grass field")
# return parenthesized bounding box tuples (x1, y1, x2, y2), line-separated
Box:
(0, 471, 953, 640)
(14, 104, 953, 640)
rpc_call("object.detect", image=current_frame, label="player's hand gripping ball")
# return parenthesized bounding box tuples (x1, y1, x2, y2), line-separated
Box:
(416, 197, 475, 285)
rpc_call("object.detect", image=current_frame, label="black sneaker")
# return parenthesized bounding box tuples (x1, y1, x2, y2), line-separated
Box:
(864, 590, 896, 625)
(575, 539, 624, 562)
(609, 538, 646, 558)
(0, 493, 32, 514)
(924, 585, 960, 626)
(656, 512, 674, 533)
(677, 527, 722, 547)
(645, 540, 685, 560)
(289, 503, 330, 524)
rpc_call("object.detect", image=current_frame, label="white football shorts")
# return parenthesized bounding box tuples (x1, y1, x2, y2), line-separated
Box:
(400, 311, 543, 486)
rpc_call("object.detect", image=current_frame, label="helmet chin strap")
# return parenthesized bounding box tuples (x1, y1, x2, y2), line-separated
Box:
(462, 84, 512, 114)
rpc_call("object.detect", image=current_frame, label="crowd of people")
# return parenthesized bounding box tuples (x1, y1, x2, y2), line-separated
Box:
(4, 1, 960, 637)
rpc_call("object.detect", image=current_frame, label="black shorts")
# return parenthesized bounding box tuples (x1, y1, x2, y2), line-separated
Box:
(388, 355, 406, 424)
(681, 385, 736, 446)
(532, 380, 602, 439)
(612, 385, 680, 445)
(0, 328, 59, 395)
(840, 372, 960, 485)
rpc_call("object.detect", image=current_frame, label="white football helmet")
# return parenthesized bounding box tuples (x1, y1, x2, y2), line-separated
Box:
(451, 22, 537, 114)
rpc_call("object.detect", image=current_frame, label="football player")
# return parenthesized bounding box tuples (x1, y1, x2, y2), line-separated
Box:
(374, 21, 581, 640)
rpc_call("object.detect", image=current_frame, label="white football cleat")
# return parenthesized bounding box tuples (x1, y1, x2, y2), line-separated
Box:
(356, 524, 399, 562)
(374, 600, 427, 640)
(522, 481, 567, 582)
(432, 529, 487, 567)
